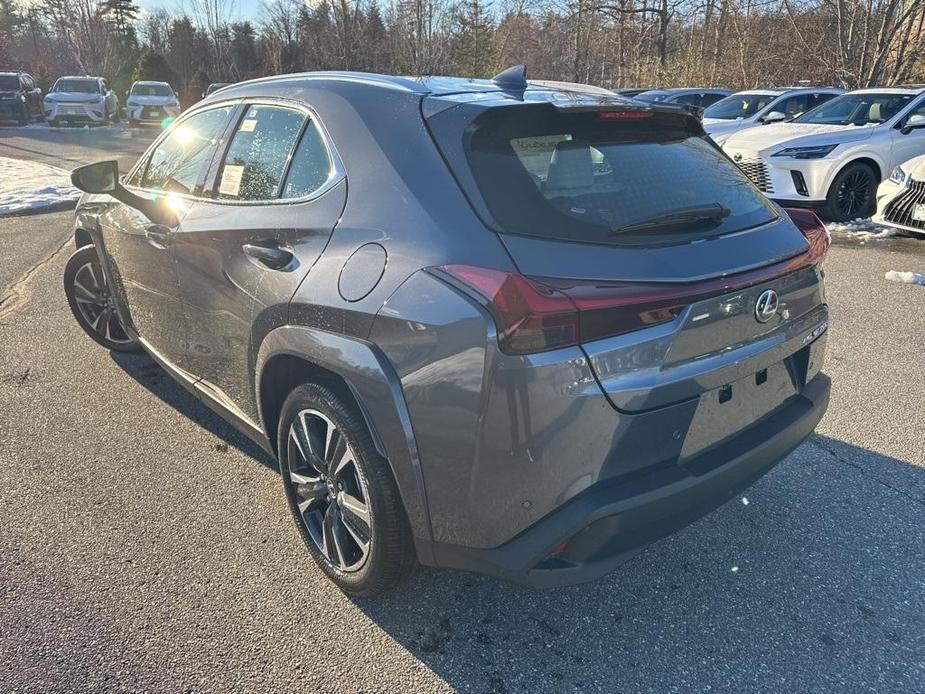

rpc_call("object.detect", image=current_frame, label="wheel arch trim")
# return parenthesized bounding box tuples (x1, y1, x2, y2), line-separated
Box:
(254, 325, 434, 559)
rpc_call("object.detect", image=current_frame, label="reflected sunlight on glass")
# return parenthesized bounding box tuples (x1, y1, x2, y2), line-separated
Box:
(172, 124, 195, 146)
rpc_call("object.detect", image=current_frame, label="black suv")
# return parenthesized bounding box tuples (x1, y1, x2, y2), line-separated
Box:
(0, 71, 42, 125)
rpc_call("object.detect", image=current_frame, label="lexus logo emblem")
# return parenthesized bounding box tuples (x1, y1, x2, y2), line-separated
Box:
(733, 153, 743, 162)
(755, 289, 779, 323)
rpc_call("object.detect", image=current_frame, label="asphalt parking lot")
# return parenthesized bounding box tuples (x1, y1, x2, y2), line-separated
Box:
(1, 128, 924, 692)
(0, 122, 158, 171)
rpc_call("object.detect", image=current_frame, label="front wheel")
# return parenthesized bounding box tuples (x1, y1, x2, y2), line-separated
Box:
(278, 383, 415, 596)
(822, 162, 877, 222)
(64, 245, 140, 352)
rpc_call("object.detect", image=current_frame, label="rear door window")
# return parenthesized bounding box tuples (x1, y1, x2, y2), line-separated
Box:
(457, 107, 776, 245)
(281, 120, 333, 198)
(141, 106, 233, 194)
(216, 104, 305, 201)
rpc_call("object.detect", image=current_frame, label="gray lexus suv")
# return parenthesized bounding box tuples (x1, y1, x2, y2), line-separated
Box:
(65, 68, 831, 596)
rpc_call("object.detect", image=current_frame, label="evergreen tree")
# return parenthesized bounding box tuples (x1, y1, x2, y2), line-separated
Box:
(230, 21, 259, 80)
(133, 50, 178, 87)
(449, 0, 496, 78)
(101, 0, 140, 35)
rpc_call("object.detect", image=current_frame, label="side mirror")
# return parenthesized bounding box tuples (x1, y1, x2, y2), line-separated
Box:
(70, 160, 178, 226)
(762, 111, 786, 124)
(901, 113, 925, 135)
(71, 160, 119, 194)
(124, 90, 130, 100)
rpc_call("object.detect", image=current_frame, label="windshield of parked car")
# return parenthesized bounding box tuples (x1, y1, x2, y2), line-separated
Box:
(795, 93, 914, 126)
(132, 83, 173, 97)
(704, 92, 777, 119)
(460, 107, 777, 245)
(52, 79, 100, 94)
(0, 75, 20, 90)
(633, 90, 673, 103)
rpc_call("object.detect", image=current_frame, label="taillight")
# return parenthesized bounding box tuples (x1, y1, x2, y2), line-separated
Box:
(784, 207, 830, 265)
(436, 265, 579, 354)
(435, 265, 683, 355)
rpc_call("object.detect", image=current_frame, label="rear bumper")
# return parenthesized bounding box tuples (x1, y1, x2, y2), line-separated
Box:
(432, 372, 830, 588)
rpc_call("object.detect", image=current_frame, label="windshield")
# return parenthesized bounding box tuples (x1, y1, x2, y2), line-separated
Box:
(457, 107, 776, 245)
(52, 79, 100, 94)
(132, 84, 173, 97)
(634, 91, 672, 103)
(0, 75, 19, 90)
(795, 93, 913, 126)
(704, 93, 777, 120)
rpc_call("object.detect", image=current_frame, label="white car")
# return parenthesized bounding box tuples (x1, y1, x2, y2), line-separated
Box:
(43, 76, 119, 126)
(125, 81, 181, 126)
(873, 154, 925, 238)
(703, 87, 843, 145)
(722, 88, 925, 221)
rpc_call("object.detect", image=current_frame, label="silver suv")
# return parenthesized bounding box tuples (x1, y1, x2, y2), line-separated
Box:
(64, 69, 831, 596)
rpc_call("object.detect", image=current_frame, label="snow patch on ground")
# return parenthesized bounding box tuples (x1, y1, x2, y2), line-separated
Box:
(0, 156, 79, 216)
(885, 270, 925, 286)
(826, 217, 897, 241)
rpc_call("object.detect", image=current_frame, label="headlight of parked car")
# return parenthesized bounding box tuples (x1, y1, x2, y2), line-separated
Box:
(889, 165, 909, 186)
(771, 144, 839, 159)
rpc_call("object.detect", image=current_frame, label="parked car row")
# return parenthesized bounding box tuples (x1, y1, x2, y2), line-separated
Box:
(710, 87, 925, 223)
(0, 70, 181, 127)
(619, 82, 925, 226)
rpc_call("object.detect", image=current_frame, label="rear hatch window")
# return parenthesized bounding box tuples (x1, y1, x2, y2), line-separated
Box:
(441, 105, 777, 246)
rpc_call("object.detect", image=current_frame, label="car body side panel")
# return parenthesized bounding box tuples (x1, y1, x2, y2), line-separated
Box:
(254, 324, 434, 563)
(369, 271, 698, 549)
(173, 181, 348, 424)
(285, 82, 514, 340)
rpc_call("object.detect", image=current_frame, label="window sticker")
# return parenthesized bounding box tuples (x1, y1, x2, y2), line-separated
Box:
(239, 119, 257, 133)
(219, 165, 245, 196)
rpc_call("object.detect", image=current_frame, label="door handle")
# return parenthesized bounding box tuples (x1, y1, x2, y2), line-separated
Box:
(145, 224, 172, 249)
(242, 243, 294, 270)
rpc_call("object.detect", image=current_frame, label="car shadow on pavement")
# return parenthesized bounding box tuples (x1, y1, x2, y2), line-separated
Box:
(109, 350, 277, 471)
(352, 435, 924, 692)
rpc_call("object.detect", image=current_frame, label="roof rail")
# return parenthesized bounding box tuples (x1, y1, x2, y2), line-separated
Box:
(492, 65, 528, 91)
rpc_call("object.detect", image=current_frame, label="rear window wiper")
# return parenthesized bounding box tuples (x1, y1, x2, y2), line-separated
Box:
(610, 203, 731, 235)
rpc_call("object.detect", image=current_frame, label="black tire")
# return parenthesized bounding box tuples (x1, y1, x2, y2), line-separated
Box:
(278, 383, 415, 596)
(822, 162, 877, 222)
(64, 245, 141, 353)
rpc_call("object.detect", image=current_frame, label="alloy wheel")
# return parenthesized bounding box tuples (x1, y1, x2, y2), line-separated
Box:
(286, 409, 372, 572)
(836, 168, 873, 218)
(71, 261, 133, 345)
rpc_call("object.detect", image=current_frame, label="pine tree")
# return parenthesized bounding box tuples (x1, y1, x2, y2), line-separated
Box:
(101, 0, 140, 35)
(449, 0, 496, 78)
(134, 50, 178, 87)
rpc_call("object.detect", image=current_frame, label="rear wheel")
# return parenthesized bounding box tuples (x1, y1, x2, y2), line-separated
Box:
(63, 245, 140, 352)
(822, 162, 877, 222)
(278, 383, 415, 596)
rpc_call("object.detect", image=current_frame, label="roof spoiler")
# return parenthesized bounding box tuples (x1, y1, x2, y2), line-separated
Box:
(492, 65, 528, 91)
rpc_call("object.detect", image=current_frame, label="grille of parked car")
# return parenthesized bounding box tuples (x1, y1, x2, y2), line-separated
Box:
(883, 178, 925, 229)
(733, 154, 774, 194)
